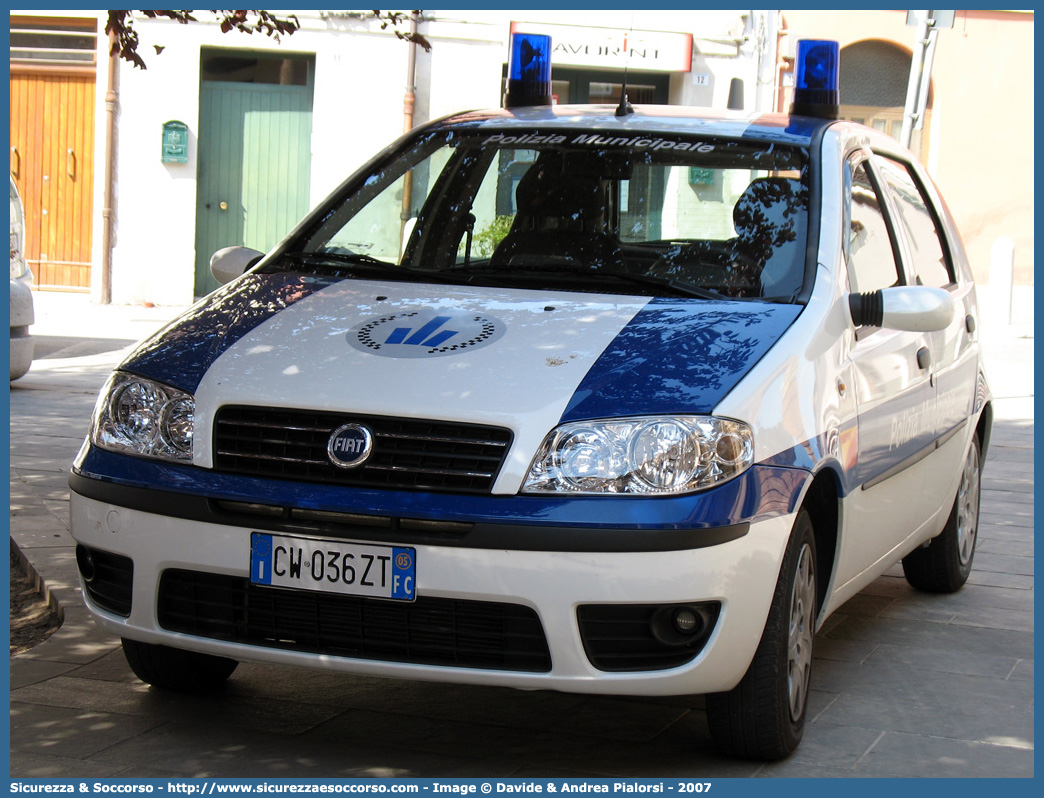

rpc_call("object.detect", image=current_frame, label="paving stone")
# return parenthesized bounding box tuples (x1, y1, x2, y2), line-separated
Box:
(950, 605, 1034, 633)
(823, 614, 1035, 660)
(966, 570, 1034, 590)
(13, 673, 346, 735)
(58, 647, 140, 684)
(85, 719, 525, 778)
(973, 552, 1035, 577)
(854, 731, 1034, 778)
(812, 667, 1034, 745)
(862, 642, 1022, 680)
(9, 658, 79, 690)
(10, 700, 169, 760)
(8, 751, 129, 779)
(882, 587, 1033, 621)
(756, 760, 871, 777)
(783, 720, 884, 769)
(1008, 659, 1033, 682)
(827, 592, 895, 618)
(813, 636, 879, 664)
(15, 608, 121, 666)
(977, 537, 1035, 556)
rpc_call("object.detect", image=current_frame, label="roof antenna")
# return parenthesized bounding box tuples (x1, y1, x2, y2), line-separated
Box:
(616, 24, 635, 117)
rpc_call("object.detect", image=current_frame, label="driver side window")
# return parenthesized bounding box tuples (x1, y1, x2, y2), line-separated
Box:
(845, 159, 901, 294)
(323, 145, 456, 264)
(456, 149, 536, 263)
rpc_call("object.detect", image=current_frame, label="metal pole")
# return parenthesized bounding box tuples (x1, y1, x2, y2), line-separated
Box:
(399, 11, 421, 253)
(100, 29, 119, 305)
(899, 12, 929, 149)
(913, 21, 939, 131)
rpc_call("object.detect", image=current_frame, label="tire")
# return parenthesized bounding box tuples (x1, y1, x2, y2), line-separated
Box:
(902, 436, 981, 593)
(706, 510, 817, 760)
(121, 638, 238, 693)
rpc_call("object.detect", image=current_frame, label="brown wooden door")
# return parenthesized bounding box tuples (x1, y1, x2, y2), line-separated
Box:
(10, 70, 95, 290)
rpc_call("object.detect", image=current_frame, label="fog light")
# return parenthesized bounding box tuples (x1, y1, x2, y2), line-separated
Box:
(76, 545, 96, 583)
(673, 607, 701, 635)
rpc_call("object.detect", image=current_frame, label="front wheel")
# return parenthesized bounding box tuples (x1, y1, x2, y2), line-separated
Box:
(121, 638, 238, 693)
(902, 435, 982, 593)
(706, 510, 818, 760)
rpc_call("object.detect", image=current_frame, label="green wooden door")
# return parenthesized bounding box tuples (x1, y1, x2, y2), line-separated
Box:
(194, 55, 313, 296)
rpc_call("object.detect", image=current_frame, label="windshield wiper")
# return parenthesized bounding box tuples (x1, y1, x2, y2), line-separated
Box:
(596, 271, 731, 301)
(280, 251, 470, 285)
(451, 260, 730, 300)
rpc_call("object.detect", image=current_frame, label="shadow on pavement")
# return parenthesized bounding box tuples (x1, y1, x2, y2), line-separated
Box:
(33, 335, 138, 361)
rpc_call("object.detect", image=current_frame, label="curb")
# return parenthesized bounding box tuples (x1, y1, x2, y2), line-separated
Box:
(10, 536, 66, 632)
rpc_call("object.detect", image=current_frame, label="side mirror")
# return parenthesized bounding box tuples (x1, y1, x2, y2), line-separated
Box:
(210, 246, 265, 285)
(849, 285, 956, 332)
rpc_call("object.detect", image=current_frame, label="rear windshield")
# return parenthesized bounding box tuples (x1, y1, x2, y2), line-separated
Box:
(284, 129, 810, 302)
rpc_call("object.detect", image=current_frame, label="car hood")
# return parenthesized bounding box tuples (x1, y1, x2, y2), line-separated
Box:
(122, 272, 801, 487)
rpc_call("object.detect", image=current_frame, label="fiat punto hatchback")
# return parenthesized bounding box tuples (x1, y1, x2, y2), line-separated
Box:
(71, 40, 991, 760)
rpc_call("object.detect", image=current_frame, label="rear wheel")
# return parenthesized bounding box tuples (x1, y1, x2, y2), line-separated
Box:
(121, 638, 238, 693)
(902, 436, 981, 593)
(706, 510, 817, 760)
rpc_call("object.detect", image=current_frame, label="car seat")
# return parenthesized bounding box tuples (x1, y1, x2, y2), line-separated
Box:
(491, 153, 625, 270)
(731, 176, 807, 296)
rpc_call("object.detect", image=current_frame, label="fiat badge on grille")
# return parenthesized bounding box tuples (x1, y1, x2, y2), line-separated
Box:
(327, 423, 373, 469)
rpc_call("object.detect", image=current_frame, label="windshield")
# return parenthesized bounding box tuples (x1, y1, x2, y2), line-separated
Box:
(281, 128, 810, 301)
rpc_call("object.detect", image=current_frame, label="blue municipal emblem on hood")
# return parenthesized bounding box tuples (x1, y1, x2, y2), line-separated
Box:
(327, 423, 373, 469)
(349, 311, 505, 358)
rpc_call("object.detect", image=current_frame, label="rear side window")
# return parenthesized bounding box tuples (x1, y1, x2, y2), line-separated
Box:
(875, 156, 954, 288)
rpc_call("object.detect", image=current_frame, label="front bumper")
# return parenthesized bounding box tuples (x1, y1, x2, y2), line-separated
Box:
(10, 276, 34, 379)
(70, 486, 795, 696)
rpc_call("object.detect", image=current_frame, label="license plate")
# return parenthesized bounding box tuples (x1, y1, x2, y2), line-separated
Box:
(249, 532, 416, 601)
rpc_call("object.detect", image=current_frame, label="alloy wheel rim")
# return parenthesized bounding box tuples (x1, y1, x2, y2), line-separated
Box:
(787, 542, 816, 722)
(957, 445, 981, 567)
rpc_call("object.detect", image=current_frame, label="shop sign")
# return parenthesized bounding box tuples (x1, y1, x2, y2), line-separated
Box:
(510, 21, 692, 73)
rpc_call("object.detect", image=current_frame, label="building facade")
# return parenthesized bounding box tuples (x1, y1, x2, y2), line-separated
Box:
(8, 9, 1032, 305)
(780, 9, 1034, 287)
(10, 9, 782, 304)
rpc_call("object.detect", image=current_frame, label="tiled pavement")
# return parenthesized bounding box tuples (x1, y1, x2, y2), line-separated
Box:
(8, 291, 1034, 778)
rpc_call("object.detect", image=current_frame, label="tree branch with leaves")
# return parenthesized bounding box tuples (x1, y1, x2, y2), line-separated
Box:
(105, 10, 430, 69)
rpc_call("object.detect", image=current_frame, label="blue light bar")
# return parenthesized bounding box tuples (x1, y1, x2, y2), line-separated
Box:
(790, 39, 840, 119)
(504, 32, 552, 108)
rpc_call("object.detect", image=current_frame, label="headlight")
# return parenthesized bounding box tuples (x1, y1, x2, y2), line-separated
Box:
(522, 416, 754, 495)
(90, 373, 195, 463)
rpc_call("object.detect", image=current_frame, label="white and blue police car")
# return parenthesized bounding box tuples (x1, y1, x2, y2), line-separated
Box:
(70, 39, 991, 760)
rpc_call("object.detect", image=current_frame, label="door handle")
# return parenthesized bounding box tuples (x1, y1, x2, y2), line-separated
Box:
(67, 148, 76, 179)
(10, 146, 19, 178)
(916, 346, 932, 370)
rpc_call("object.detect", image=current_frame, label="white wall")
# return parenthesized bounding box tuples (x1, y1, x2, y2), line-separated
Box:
(103, 25, 203, 306)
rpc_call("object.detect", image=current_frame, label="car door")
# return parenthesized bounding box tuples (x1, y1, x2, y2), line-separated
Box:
(872, 151, 979, 481)
(834, 152, 942, 587)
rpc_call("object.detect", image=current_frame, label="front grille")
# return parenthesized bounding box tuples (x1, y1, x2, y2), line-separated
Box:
(158, 569, 552, 672)
(76, 545, 134, 617)
(577, 603, 720, 672)
(213, 406, 512, 494)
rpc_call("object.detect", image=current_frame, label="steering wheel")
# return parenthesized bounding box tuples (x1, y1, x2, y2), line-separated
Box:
(647, 241, 761, 295)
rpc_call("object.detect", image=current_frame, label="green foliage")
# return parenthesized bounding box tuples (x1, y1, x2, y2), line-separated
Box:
(106, 11, 300, 69)
(469, 215, 515, 258)
(104, 10, 429, 70)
